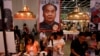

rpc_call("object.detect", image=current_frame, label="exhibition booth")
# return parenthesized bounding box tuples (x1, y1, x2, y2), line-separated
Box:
(0, 0, 100, 56)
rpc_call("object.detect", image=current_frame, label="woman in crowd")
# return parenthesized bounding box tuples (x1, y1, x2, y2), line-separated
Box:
(39, 31, 48, 51)
(22, 23, 29, 35)
(87, 32, 98, 56)
(47, 31, 65, 56)
(54, 32, 65, 56)
(47, 33, 57, 56)
(25, 34, 40, 56)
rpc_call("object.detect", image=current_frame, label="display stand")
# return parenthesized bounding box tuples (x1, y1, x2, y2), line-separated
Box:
(0, 32, 5, 53)
(6, 32, 16, 53)
(0, 32, 16, 55)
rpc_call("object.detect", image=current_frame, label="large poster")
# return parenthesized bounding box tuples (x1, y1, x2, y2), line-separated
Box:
(90, 0, 100, 31)
(38, 0, 60, 31)
(91, 0, 100, 23)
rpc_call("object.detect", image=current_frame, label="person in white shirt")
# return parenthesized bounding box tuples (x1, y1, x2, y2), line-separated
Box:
(54, 32, 65, 56)
(39, 31, 47, 51)
(47, 33, 56, 56)
(39, 31, 47, 40)
(48, 32, 65, 56)
(87, 32, 97, 56)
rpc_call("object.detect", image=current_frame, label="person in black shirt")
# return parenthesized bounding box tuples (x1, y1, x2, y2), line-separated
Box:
(70, 32, 89, 56)
(14, 25, 21, 40)
(40, 3, 59, 30)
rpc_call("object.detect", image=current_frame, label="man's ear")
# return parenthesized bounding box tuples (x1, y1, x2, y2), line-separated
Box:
(43, 13, 44, 18)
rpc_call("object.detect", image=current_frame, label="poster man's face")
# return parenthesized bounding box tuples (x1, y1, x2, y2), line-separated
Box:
(43, 4, 56, 23)
(95, 2, 100, 9)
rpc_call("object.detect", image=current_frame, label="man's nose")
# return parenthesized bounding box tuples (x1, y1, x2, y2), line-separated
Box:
(48, 12, 52, 15)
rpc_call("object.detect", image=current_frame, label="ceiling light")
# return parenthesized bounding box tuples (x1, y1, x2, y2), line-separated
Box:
(14, 0, 36, 20)
(67, 0, 90, 20)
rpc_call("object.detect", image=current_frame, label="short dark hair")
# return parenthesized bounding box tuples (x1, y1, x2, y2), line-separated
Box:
(26, 34, 34, 44)
(78, 32, 87, 37)
(23, 23, 26, 26)
(15, 25, 18, 29)
(56, 30, 63, 36)
(42, 3, 57, 11)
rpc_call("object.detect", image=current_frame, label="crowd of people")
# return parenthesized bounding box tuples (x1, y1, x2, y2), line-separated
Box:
(14, 23, 65, 56)
(13, 23, 100, 56)
(70, 32, 100, 56)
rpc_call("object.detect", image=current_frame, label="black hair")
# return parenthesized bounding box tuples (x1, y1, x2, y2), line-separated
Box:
(26, 34, 34, 45)
(56, 30, 64, 37)
(78, 32, 87, 37)
(85, 32, 91, 37)
(48, 32, 57, 41)
(15, 25, 18, 29)
(42, 3, 57, 11)
(59, 30, 64, 36)
(91, 31, 97, 36)
(29, 34, 34, 43)
(23, 23, 27, 26)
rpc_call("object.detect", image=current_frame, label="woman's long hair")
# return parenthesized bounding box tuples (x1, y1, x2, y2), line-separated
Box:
(25, 34, 35, 45)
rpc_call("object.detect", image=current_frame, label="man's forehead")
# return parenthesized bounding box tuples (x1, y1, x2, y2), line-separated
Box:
(42, 3, 57, 11)
(45, 5, 55, 10)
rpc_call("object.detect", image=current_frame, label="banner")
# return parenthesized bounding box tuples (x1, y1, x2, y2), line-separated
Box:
(38, 0, 60, 31)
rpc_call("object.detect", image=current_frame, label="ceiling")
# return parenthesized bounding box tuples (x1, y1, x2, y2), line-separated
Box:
(60, 0, 90, 14)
